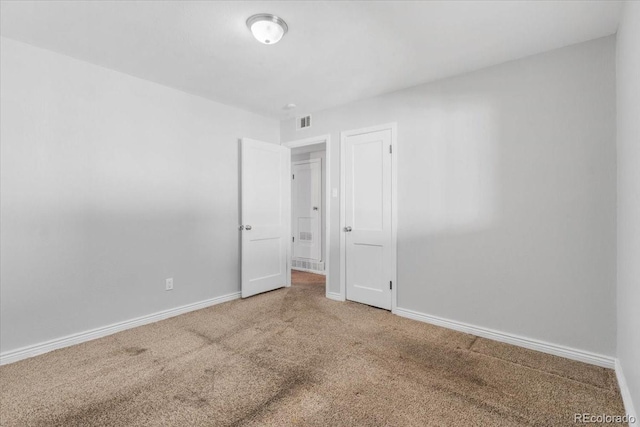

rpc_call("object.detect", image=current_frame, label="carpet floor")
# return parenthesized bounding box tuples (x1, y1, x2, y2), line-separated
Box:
(0, 271, 625, 426)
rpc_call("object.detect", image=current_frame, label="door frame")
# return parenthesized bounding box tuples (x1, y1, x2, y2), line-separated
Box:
(340, 123, 398, 312)
(281, 135, 332, 298)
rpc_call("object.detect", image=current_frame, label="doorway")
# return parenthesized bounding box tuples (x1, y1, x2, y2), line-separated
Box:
(292, 147, 324, 274)
(282, 135, 332, 297)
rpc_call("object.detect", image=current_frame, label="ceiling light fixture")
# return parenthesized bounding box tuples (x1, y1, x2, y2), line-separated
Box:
(246, 14, 288, 45)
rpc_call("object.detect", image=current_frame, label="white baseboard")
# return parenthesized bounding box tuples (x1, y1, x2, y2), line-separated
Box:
(326, 291, 345, 302)
(394, 307, 615, 369)
(616, 359, 638, 424)
(292, 267, 326, 276)
(0, 292, 241, 366)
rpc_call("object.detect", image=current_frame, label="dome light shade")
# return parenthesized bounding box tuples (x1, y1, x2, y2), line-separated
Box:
(246, 14, 288, 45)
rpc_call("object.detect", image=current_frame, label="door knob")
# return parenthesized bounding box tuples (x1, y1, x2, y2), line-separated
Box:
(245, 225, 252, 231)
(313, 206, 318, 211)
(344, 226, 352, 232)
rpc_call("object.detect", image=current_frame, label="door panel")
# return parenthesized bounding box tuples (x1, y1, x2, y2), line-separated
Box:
(292, 159, 322, 261)
(352, 140, 384, 230)
(241, 138, 290, 298)
(352, 244, 384, 291)
(345, 129, 392, 310)
(250, 237, 283, 278)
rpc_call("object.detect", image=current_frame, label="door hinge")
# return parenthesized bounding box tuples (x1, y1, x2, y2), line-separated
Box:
(390, 281, 393, 290)
(389, 145, 392, 154)
(292, 236, 295, 242)
(292, 174, 295, 180)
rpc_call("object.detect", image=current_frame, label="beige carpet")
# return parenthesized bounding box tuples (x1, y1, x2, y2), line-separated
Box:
(0, 271, 625, 426)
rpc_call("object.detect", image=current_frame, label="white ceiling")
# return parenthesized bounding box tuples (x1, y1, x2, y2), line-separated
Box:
(0, 1, 622, 119)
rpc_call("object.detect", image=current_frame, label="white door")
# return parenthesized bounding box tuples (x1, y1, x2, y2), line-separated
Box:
(344, 129, 393, 310)
(292, 159, 322, 262)
(240, 138, 290, 298)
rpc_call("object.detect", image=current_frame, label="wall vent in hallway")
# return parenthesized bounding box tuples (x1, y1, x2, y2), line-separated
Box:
(292, 259, 325, 272)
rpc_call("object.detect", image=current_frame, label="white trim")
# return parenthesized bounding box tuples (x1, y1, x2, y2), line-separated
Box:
(291, 267, 326, 275)
(326, 292, 345, 302)
(340, 133, 346, 299)
(282, 134, 329, 149)
(390, 124, 398, 313)
(616, 359, 639, 424)
(340, 123, 398, 309)
(284, 146, 292, 287)
(282, 135, 332, 299)
(0, 292, 241, 366)
(394, 307, 615, 369)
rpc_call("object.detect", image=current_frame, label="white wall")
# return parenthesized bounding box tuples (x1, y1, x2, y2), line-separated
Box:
(616, 1, 640, 418)
(281, 36, 617, 357)
(291, 145, 326, 264)
(0, 38, 279, 354)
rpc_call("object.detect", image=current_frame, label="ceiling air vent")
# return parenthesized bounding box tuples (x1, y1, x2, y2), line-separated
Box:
(297, 115, 312, 130)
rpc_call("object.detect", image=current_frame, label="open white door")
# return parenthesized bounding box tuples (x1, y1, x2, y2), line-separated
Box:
(240, 138, 290, 298)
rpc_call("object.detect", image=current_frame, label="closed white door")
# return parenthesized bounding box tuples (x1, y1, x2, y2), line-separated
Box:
(292, 159, 322, 262)
(344, 129, 393, 310)
(240, 138, 290, 298)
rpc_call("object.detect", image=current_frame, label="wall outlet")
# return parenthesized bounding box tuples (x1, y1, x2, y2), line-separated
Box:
(165, 278, 173, 291)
